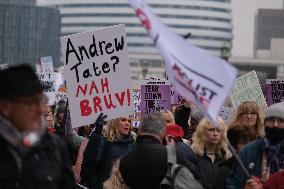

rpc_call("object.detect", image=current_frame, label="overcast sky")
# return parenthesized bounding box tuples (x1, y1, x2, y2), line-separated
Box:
(231, 0, 283, 57)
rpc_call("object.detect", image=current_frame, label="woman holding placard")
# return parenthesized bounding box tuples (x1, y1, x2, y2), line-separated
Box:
(80, 114, 135, 189)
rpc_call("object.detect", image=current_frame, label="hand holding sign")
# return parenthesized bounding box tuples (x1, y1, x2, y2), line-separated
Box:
(91, 113, 108, 136)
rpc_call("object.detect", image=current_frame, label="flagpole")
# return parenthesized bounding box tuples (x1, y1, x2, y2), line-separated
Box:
(228, 142, 251, 178)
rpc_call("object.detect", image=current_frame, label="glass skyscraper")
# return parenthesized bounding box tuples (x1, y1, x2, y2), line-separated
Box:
(0, 0, 61, 68)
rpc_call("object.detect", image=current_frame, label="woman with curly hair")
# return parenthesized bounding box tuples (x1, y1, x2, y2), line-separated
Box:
(229, 101, 265, 140)
(189, 117, 232, 189)
(80, 114, 135, 189)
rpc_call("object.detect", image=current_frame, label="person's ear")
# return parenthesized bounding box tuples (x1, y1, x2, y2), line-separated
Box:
(0, 99, 12, 117)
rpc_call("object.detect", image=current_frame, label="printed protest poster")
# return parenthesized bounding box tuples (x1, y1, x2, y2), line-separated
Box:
(131, 89, 141, 127)
(141, 79, 171, 118)
(37, 73, 57, 105)
(129, 0, 238, 121)
(266, 79, 284, 106)
(40, 56, 54, 73)
(60, 24, 134, 128)
(230, 71, 267, 111)
(218, 106, 236, 124)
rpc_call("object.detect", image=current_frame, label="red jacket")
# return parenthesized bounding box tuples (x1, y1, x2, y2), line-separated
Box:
(263, 170, 284, 189)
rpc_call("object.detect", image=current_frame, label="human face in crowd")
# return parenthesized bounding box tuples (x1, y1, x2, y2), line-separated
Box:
(161, 110, 175, 125)
(241, 111, 258, 127)
(56, 112, 64, 125)
(3, 93, 45, 132)
(205, 126, 221, 145)
(83, 125, 92, 135)
(45, 106, 53, 128)
(265, 117, 284, 129)
(118, 116, 131, 136)
(235, 139, 249, 154)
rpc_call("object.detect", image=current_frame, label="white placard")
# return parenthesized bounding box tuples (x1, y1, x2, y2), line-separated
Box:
(40, 56, 54, 73)
(55, 92, 67, 104)
(37, 72, 57, 105)
(218, 106, 236, 124)
(0, 64, 9, 71)
(230, 71, 267, 111)
(60, 24, 134, 128)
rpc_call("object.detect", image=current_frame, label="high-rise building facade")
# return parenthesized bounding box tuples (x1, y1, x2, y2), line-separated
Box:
(254, 9, 284, 56)
(40, 0, 233, 87)
(0, 0, 36, 6)
(0, 1, 61, 68)
(41, 0, 232, 56)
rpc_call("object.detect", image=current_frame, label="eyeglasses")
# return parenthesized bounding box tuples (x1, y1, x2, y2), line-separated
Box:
(241, 112, 257, 116)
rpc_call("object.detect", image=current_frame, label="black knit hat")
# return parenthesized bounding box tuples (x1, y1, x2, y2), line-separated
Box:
(0, 64, 49, 99)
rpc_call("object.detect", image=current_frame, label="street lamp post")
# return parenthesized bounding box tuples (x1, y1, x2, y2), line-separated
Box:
(220, 42, 230, 61)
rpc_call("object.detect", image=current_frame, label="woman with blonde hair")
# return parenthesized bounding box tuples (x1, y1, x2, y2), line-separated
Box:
(104, 159, 129, 189)
(229, 101, 265, 139)
(189, 117, 232, 189)
(80, 114, 135, 189)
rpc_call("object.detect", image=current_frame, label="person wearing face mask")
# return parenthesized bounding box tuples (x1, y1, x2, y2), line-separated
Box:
(80, 115, 135, 189)
(227, 101, 284, 189)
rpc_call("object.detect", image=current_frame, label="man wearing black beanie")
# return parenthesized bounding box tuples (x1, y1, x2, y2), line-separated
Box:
(0, 64, 77, 189)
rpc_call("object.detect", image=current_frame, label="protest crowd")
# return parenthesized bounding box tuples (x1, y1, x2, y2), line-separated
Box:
(1, 1, 284, 189)
(1, 63, 284, 189)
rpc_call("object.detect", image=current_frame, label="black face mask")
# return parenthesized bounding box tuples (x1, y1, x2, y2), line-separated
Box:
(265, 127, 284, 145)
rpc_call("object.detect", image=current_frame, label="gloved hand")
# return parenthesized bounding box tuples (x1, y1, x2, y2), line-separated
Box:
(91, 113, 107, 136)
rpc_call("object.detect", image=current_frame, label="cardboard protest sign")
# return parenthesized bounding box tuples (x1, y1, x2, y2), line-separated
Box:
(129, 0, 238, 121)
(60, 24, 134, 128)
(141, 79, 171, 118)
(37, 73, 56, 105)
(40, 56, 54, 73)
(218, 106, 236, 124)
(230, 71, 267, 111)
(266, 79, 284, 106)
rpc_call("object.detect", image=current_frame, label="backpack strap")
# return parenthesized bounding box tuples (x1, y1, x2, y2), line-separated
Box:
(166, 145, 177, 165)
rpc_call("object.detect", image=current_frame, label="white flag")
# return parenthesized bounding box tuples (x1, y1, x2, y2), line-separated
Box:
(129, 0, 238, 121)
